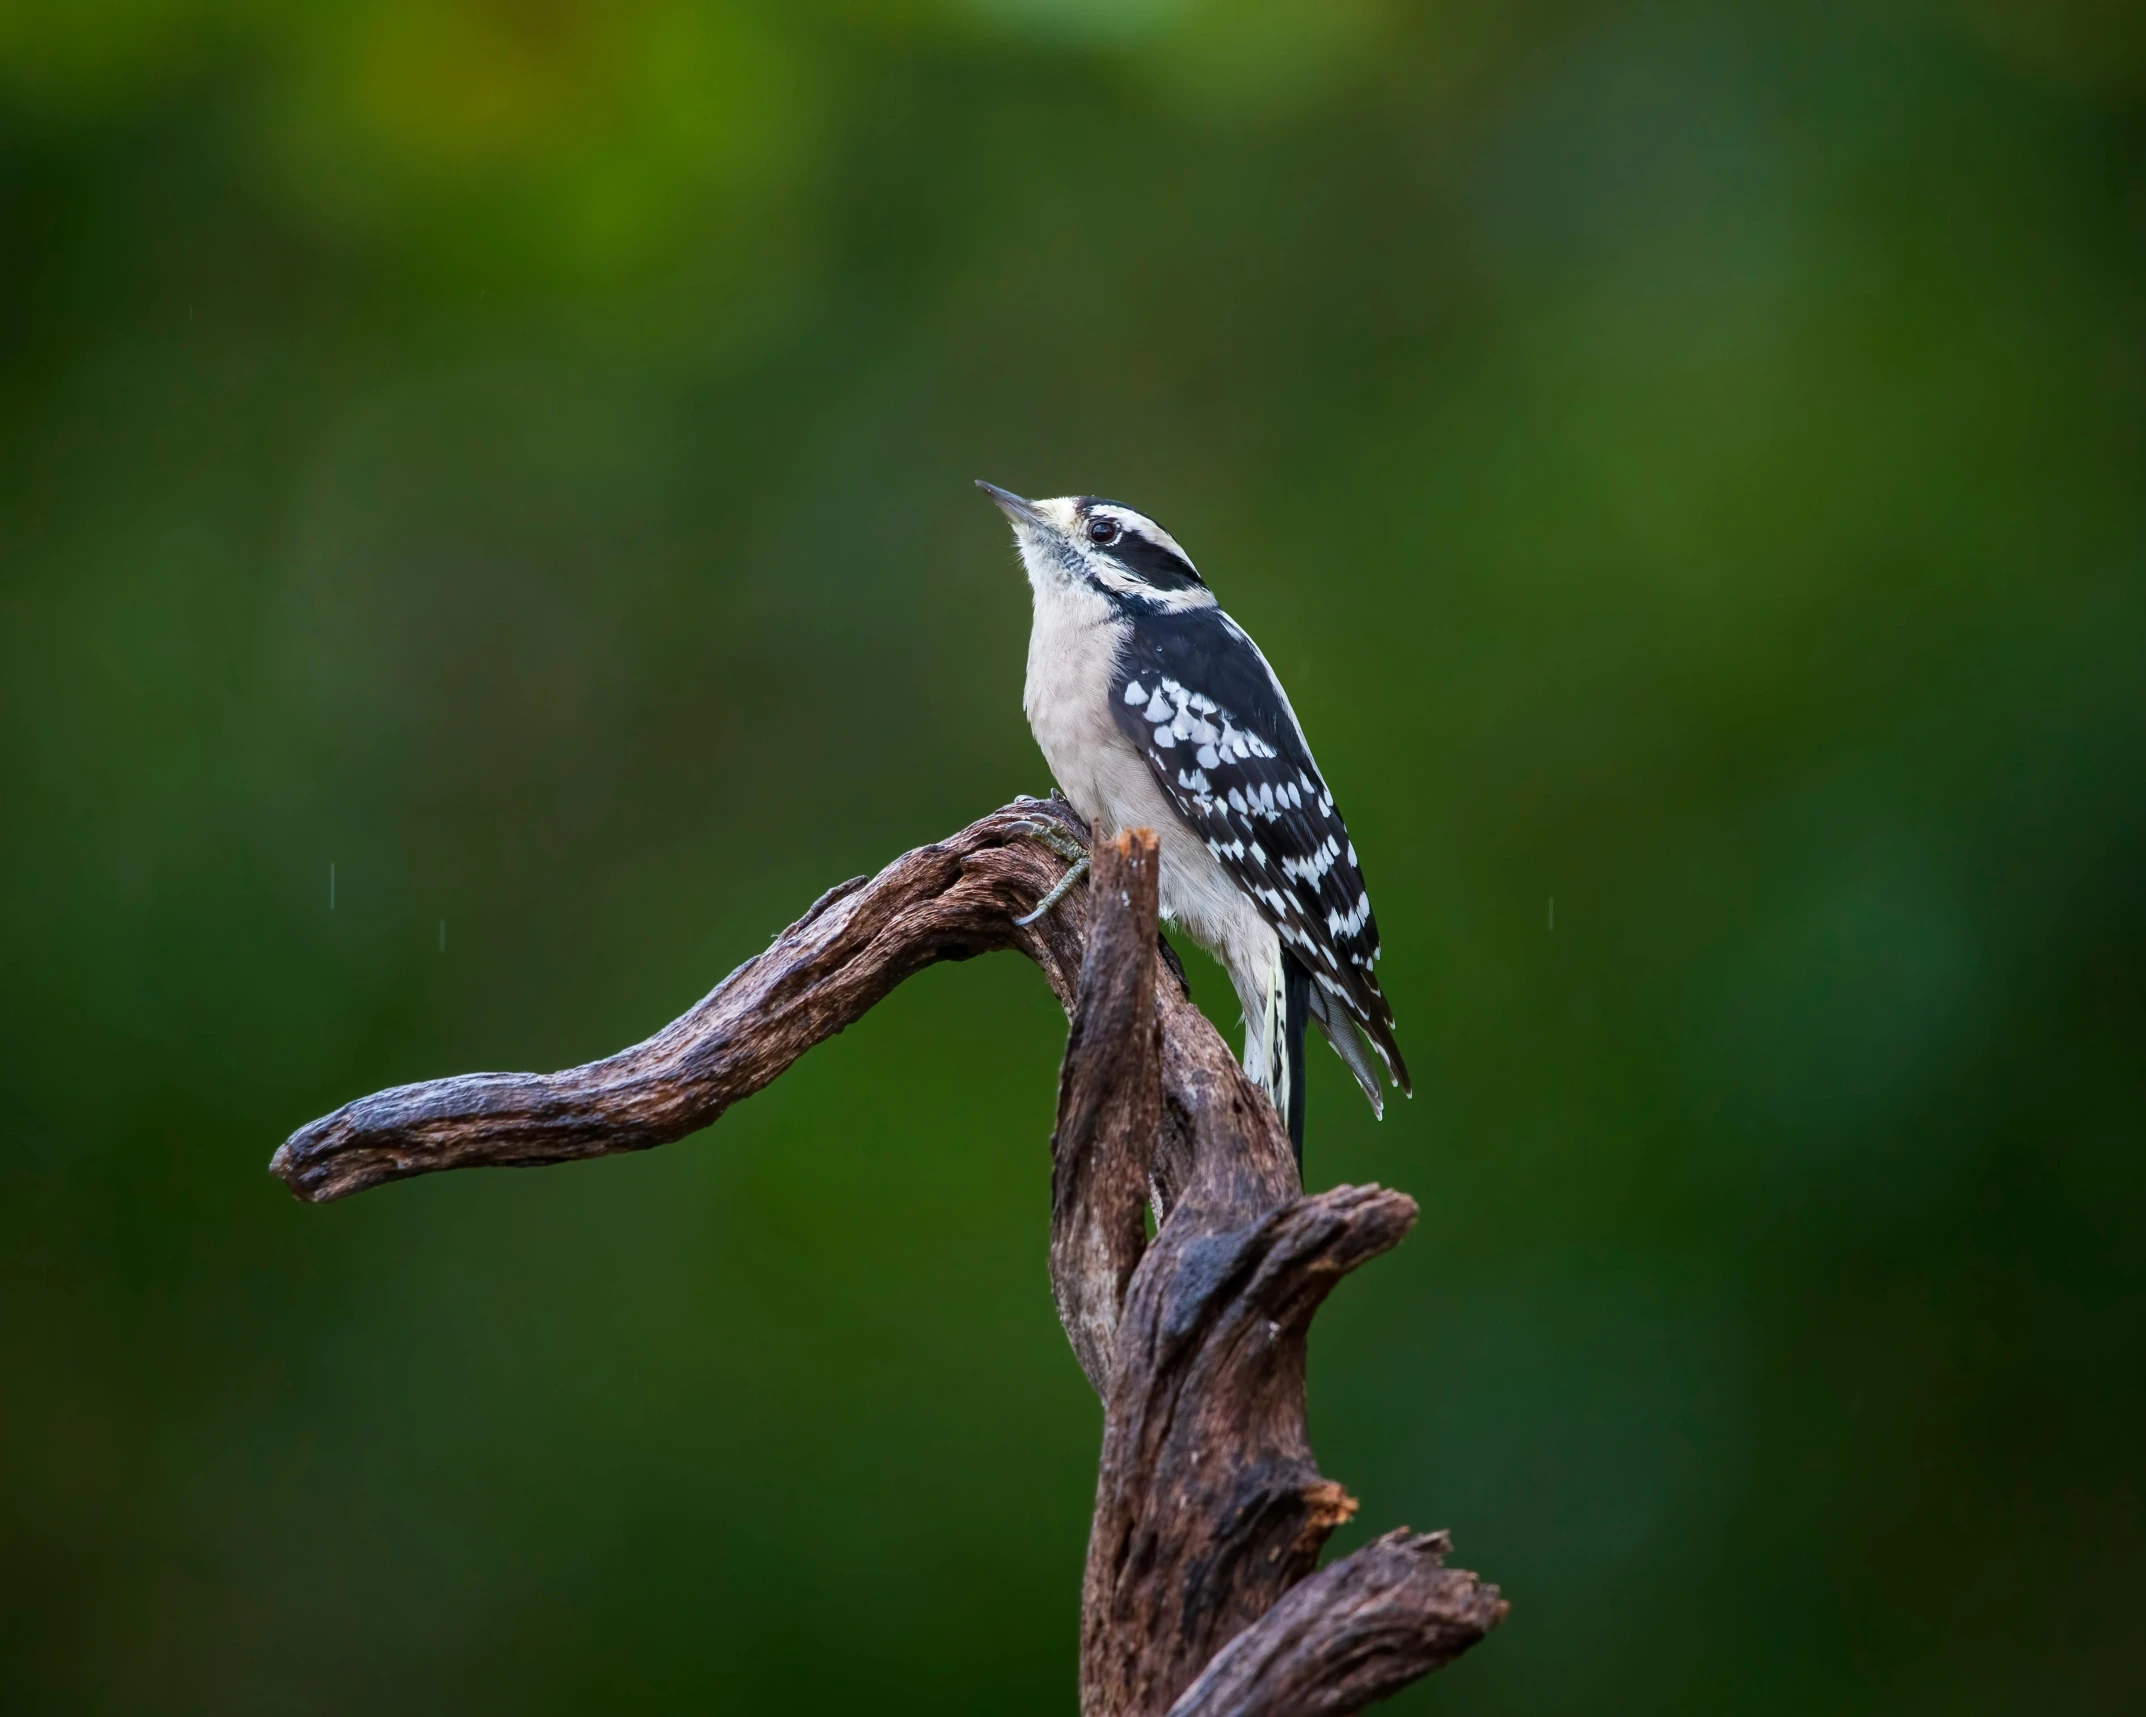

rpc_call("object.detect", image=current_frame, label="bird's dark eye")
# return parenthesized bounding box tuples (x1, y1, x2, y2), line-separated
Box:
(1086, 519, 1121, 546)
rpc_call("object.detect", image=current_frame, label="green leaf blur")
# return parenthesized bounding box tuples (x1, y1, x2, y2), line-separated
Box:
(3, 1, 2141, 1710)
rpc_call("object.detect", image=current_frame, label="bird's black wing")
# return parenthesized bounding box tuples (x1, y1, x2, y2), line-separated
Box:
(1109, 605, 1410, 1098)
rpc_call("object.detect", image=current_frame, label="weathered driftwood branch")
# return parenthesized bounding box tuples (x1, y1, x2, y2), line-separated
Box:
(274, 798, 1504, 1713)
(272, 798, 1094, 1203)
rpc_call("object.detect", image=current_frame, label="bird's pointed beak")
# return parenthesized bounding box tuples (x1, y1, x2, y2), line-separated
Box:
(976, 480, 1046, 528)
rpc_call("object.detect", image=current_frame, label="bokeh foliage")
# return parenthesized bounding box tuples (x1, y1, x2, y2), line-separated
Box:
(3, 1, 2142, 1710)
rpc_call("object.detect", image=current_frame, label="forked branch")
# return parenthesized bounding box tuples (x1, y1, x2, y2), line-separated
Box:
(273, 799, 1504, 1714)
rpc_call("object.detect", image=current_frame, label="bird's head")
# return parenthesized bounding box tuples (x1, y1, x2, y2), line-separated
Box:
(977, 481, 1212, 611)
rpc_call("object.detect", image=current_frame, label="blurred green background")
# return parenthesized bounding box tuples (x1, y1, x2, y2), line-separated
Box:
(3, 0, 2142, 1710)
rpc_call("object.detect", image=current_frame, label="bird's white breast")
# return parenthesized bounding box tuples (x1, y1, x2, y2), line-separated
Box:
(1020, 565, 1279, 1030)
(1022, 574, 1141, 825)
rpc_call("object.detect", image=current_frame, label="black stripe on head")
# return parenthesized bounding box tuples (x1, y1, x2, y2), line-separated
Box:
(1075, 497, 1205, 594)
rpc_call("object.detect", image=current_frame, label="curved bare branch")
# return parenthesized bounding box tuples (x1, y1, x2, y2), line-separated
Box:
(271, 799, 1091, 1203)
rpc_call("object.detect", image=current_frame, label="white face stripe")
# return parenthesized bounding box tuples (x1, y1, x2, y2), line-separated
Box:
(1089, 566, 1214, 612)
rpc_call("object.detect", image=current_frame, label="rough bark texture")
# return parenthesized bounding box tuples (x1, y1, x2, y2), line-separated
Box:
(1080, 1184, 1419, 1715)
(1163, 1531, 1510, 1717)
(1049, 830, 1164, 1396)
(273, 798, 1505, 1713)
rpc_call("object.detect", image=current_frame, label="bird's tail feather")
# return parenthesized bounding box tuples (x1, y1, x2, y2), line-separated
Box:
(1308, 986, 1387, 1120)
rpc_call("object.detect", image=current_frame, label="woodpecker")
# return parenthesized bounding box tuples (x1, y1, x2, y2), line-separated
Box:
(979, 481, 1408, 1158)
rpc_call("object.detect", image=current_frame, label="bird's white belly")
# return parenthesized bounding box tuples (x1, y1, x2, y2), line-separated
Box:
(1023, 598, 1279, 1029)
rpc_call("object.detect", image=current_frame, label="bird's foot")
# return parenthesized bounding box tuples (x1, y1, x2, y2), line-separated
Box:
(1012, 815, 1092, 926)
(1015, 852, 1090, 926)
(1013, 812, 1089, 865)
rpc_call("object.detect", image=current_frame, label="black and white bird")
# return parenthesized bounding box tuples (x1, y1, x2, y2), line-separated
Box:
(979, 481, 1409, 1157)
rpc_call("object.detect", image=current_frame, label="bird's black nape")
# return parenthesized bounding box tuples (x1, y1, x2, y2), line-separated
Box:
(1284, 951, 1312, 1166)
